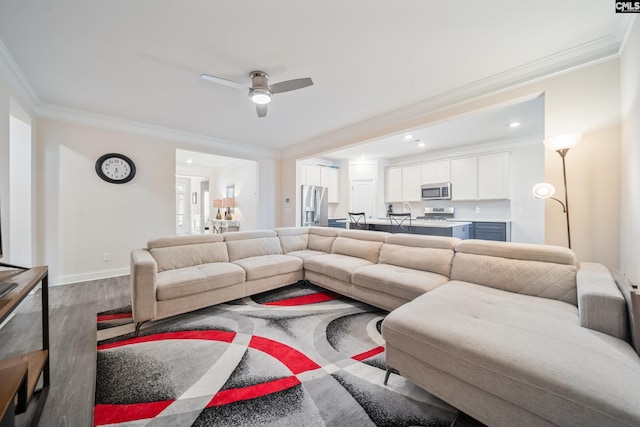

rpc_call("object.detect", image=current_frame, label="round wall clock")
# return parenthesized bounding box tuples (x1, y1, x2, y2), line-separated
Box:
(95, 153, 136, 184)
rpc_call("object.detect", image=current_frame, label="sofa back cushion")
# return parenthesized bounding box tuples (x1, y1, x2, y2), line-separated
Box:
(148, 234, 229, 272)
(332, 230, 388, 264)
(224, 230, 283, 262)
(275, 227, 310, 253)
(380, 234, 460, 277)
(451, 240, 578, 305)
(308, 226, 340, 253)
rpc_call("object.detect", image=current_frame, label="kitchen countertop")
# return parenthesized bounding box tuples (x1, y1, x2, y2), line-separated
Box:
(449, 218, 512, 223)
(337, 218, 472, 228)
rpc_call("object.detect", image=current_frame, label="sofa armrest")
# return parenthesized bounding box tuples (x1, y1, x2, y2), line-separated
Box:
(577, 262, 627, 340)
(130, 249, 158, 323)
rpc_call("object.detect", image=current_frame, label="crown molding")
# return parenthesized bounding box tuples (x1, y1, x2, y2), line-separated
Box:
(617, 14, 637, 54)
(281, 31, 625, 160)
(0, 39, 279, 160)
(36, 103, 280, 160)
(0, 39, 39, 110)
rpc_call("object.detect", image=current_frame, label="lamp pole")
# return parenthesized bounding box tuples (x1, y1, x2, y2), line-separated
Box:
(557, 148, 571, 249)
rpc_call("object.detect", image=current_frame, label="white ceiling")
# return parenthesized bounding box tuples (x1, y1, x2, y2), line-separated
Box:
(322, 96, 545, 161)
(0, 1, 630, 153)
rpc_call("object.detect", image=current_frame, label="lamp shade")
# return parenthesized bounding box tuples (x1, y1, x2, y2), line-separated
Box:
(223, 197, 235, 208)
(213, 199, 223, 208)
(543, 133, 582, 151)
(532, 182, 556, 199)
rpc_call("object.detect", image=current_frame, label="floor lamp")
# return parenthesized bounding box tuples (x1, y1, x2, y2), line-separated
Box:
(532, 133, 581, 249)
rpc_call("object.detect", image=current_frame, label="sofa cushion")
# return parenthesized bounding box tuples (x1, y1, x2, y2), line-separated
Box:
(156, 262, 245, 300)
(148, 234, 229, 272)
(352, 264, 449, 301)
(308, 226, 340, 252)
(304, 253, 374, 283)
(275, 227, 310, 253)
(451, 240, 577, 305)
(383, 281, 640, 427)
(285, 249, 327, 260)
(224, 230, 283, 262)
(380, 234, 459, 277)
(331, 230, 388, 264)
(232, 254, 303, 281)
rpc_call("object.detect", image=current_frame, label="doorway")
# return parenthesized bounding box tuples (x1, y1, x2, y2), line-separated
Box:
(350, 179, 375, 219)
(176, 149, 259, 233)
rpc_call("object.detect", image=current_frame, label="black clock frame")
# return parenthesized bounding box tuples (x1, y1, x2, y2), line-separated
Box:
(95, 153, 136, 184)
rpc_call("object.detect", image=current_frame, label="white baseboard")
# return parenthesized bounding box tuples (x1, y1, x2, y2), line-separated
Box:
(50, 267, 129, 287)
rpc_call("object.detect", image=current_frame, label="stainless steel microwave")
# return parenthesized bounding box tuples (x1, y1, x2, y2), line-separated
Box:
(421, 182, 452, 200)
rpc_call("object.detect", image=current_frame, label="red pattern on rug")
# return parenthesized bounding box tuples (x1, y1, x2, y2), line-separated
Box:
(263, 291, 336, 306)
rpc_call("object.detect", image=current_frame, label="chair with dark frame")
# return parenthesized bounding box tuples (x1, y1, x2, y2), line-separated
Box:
(348, 212, 368, 230)
(388, 213, 412, 234)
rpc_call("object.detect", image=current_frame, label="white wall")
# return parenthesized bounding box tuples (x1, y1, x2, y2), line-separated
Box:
(9, 115, 32, 264)
(620, 18, 640, 283)
(0, 71, 37, 266)
(35, 118, 275, 285)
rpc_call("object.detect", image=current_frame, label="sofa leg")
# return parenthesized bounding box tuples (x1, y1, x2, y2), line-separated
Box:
(383, 367, 399, 385)
(449, 410, 461, 427)
(134, 321, 147, 337)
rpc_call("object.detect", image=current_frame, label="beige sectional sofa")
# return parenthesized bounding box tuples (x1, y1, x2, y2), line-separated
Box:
(129, 227, 640, 426)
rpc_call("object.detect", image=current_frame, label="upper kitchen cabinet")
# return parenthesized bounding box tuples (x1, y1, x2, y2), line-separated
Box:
(478, 152, 510, 200)
(450, 157, 477, 200)
(421, 160, 450, 184)
(385, 167, 402, 202)
(300, 164, 321, 186)
(451, 153, 510, 200)
(402, 165, 422, 201)
(320, 167, 340, 203)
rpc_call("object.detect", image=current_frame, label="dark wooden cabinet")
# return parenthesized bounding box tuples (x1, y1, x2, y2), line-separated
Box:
(0, 266, 49, 427)
(373, 223, 470, 239)
(472, 222, 511, 241)
(328, 218, 346, 229)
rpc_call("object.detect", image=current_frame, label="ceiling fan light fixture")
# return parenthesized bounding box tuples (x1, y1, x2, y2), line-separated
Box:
(249, 88, 272, 105)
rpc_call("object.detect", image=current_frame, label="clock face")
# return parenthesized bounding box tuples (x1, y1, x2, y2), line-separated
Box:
(95, 153, 136, 184)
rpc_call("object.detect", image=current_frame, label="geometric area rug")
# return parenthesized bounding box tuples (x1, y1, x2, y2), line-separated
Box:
(94, 283, 457, 426)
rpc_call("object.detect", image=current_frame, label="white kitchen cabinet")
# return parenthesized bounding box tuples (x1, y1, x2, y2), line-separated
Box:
(478, 152, 510, 199)
(320, 167, 340, 203)
(450, 157, 477, 200)
(385, 167, 402, 202)
(402, 165, 422, 201)
(421, 160, 450, 184)
(300, 164, 321, 186)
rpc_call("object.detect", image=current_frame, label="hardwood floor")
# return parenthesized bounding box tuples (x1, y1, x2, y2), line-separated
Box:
(0, 275, 485, 427)
(0, 275, 130, 427)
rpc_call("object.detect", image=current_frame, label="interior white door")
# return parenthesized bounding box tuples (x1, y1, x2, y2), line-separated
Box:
(176, 177, 191, 234)
(350, 179, 375, 219)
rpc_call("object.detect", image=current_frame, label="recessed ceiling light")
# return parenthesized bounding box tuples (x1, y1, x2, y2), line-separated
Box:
(186, 159, 193, 164)
(361, 156, 366, 159)
(418, 142, 425, 147)
(404, 134, 413, 140)
(509, 122, 520, 128)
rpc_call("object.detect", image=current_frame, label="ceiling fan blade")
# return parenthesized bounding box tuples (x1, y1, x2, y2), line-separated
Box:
(256, 104, 267, 118)
(200, 74, 247, 90)
(270, 77, 313, 94)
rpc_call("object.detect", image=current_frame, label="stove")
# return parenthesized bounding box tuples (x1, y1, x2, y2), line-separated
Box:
(416, 207, 455, 221)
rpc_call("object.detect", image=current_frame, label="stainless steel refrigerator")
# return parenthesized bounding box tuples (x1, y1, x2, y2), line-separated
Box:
(301, 185, 328, 227)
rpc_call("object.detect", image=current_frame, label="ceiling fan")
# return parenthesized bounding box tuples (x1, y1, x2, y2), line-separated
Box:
(200, 70, 313, 118)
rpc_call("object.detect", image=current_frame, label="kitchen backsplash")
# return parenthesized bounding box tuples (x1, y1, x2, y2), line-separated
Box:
(387, 199, 511, 220)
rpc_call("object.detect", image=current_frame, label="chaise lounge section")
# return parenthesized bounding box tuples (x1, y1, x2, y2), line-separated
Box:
(382, 240, 638, 427)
